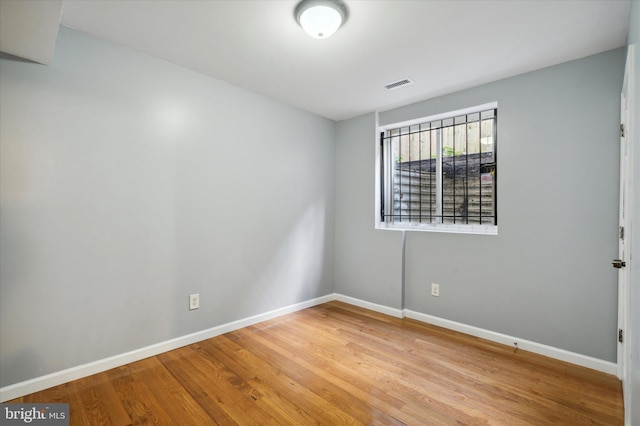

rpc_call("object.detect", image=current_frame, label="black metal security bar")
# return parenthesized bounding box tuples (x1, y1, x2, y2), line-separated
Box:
(381, 108, 497, 226)
(380, 132, 385, 222)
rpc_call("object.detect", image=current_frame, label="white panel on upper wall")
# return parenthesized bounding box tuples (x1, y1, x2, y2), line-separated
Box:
(0, 0, 63, 64)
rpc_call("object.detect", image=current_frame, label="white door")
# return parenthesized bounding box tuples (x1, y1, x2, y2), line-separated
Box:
(617, 46, 633, 423)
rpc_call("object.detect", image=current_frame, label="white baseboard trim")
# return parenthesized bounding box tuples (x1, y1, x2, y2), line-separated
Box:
(330, 294, 616, 375)
(334, 294, 404, 318)
(1, 294, 617, 402)
(0, 294, 335, 402)
(405, 309, 618, 376)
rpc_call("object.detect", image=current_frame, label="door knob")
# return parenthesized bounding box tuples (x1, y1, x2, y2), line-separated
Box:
(612, 259, 626, 269)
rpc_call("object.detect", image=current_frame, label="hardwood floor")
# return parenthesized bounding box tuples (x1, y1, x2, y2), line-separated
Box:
(9, 301, 623, 425)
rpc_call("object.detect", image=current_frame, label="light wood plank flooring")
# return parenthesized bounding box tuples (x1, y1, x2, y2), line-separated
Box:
(9, 301, 623, 425)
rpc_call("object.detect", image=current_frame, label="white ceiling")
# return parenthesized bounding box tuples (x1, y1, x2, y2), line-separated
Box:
(1, 1, 633, 121)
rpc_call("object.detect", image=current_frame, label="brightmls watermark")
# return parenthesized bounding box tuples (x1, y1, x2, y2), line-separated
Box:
(0, 404, 69, 425)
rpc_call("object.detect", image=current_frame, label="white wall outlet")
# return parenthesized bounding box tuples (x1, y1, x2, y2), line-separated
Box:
(431, 283, 440, 297)
(189, 293, 200, 310)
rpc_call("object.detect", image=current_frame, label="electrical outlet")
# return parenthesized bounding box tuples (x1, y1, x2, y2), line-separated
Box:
(431, 283, 440, 297)
(189, 293, 200, 310)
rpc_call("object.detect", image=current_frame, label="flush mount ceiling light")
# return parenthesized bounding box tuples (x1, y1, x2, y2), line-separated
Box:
(294, 0, 349, 39)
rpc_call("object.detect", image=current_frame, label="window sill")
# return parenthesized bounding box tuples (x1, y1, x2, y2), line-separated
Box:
(376, 222, 498, 235)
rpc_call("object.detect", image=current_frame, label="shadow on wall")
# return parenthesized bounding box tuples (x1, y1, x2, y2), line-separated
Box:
(231, 199, 328, 317)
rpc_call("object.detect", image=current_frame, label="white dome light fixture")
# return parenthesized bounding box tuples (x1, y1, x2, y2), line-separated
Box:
(294, 0, 349, 39)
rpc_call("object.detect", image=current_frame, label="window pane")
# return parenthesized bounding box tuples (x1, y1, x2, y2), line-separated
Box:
(467, 122, 480, 154)
(442, 126, 454, 157)
(467, 112, 480, 122)
(481, 109, 495, 120)
(382, 107, 496, 228)
(419, 130, 430, 161)
(388, 128, 439, 224)
(481, 119, 494, 153)
(479, 117, 495, 223)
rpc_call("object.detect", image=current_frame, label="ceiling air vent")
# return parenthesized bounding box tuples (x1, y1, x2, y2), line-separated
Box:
(384, 78, 415, 91)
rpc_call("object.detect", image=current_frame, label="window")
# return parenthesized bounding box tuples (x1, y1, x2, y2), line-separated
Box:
(377, 103, 497, 234)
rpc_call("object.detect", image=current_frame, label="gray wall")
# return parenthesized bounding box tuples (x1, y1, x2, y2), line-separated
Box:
(0, 18, 631, 392)
(0, 27, 336, 387)
(334, 113, 403, 307)
(627, 0, 640, 422)
(336, 48, 626, 362)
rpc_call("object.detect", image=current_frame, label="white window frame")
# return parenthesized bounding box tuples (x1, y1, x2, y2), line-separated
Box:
(375, 102, 498, 235)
